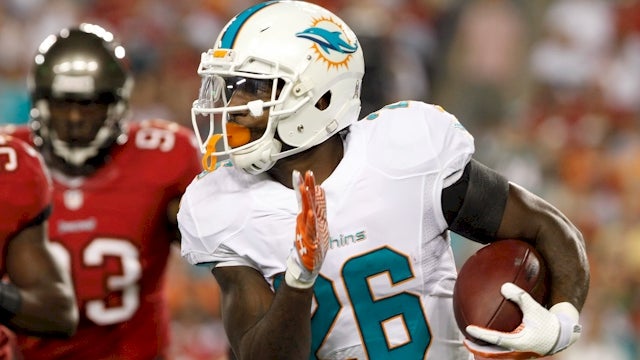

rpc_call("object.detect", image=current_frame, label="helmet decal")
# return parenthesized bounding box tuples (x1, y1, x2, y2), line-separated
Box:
(220, 1, 277, 49)
(296, 17, 358, 70)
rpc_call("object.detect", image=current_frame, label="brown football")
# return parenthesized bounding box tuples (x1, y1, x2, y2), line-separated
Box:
(453, 239, 550, 343)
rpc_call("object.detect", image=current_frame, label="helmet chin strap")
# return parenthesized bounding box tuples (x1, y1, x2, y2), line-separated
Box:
(232, 118, 337, 175)
(231, 137, 282, 175)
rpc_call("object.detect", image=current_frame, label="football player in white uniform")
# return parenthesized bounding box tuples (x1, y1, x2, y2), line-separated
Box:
(178, 1, 589, 359)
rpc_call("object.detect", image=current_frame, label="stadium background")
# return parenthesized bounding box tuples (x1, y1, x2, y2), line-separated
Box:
(1, 0, 639, 359)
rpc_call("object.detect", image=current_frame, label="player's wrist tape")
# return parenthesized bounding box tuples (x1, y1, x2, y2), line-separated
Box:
(0, 282, 21, 322)
(285, 255, 316, 289)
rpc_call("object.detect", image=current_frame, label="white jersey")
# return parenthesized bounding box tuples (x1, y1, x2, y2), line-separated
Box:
(179, 101, 475, 360)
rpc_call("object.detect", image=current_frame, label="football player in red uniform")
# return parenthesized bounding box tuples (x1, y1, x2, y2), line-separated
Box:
(8, 24, 202, 359)
(0, 134, 78, 359)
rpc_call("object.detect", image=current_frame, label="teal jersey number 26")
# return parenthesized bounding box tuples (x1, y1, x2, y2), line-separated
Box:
(275, 246, 431, 359)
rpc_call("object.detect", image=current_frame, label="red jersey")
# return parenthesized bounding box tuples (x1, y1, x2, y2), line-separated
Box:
(11, 120, 201, 360)
(0, 134, 52, 272)
(0, 134, 51, 360)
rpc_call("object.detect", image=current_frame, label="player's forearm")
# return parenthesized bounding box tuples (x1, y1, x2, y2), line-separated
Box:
(237, 283, 313, 360)
(498, 183, 590, 310)
(530, 206, 589, 310)
(10, 282, 78, 337)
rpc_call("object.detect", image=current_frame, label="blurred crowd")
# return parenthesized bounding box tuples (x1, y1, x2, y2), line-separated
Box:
(1, 0, 640, 359)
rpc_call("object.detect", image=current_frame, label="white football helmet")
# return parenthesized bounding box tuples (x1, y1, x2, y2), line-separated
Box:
(192, 0, 364, 174)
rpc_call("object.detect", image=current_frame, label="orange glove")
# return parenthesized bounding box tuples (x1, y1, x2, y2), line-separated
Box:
(285, 170, 329, 289)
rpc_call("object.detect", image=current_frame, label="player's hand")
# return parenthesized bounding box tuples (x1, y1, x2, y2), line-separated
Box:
(285, 170, 329, 289)
(463, 282, 581, 359)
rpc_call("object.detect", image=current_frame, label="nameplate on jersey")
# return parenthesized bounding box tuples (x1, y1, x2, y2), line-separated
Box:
(56, 217, 97, 234)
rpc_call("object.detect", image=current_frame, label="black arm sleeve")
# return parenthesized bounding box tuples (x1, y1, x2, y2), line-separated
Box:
(0, 282, 21, 323)
(441, 159, 509, 244)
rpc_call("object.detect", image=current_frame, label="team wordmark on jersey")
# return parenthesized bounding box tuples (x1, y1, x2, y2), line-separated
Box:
(329, 230, 366, 250)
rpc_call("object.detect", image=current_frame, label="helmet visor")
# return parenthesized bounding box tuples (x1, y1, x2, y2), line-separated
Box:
(191, 74, 280, 156)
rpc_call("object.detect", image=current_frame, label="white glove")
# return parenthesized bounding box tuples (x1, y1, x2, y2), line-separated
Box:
(464, 282, 581, 359)
(284, 170, 329, 289)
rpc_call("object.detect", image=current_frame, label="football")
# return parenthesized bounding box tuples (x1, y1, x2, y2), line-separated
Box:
(452, 239, 550, 343)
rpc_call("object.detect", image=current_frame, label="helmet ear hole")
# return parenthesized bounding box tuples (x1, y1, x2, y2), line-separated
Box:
(315, 91, 331, 111)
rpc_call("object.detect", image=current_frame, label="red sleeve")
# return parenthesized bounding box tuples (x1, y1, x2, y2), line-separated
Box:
(168, 123, 202, 194)
(0, 135, 52, 241)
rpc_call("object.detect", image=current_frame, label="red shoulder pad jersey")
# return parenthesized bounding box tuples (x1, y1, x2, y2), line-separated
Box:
(11, 120, 202, 360)
(0, 134, 52, 272)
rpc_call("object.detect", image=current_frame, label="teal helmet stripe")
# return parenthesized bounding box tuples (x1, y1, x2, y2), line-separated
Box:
(220, 1, 278, 49)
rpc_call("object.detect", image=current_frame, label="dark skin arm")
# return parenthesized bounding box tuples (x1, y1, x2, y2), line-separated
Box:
(167, 197, 183, 244)
(494, 182, 589, 310)
(213, 266, 313, 360)
(5, 221, 78, 337)
(209, 133, 342, 360)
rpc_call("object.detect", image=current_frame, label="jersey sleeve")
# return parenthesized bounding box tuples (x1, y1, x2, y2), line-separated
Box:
(361, 101, 475, 182)
(177, 187, 209, 265)
(177, 163, 282, 272)
(423, 103, 475, 187)
(358, 101, 475, 233)
(178, 173, 255, 268)
(178, 197, 250, 268)
(0, 135, 52, 240)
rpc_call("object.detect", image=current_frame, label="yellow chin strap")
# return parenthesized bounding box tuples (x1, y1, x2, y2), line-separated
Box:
(201, 123, 251, 172)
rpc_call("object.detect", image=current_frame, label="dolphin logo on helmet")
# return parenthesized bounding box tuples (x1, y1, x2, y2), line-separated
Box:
(296, 16, 359, 71)
(295, 27, 358, 55)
